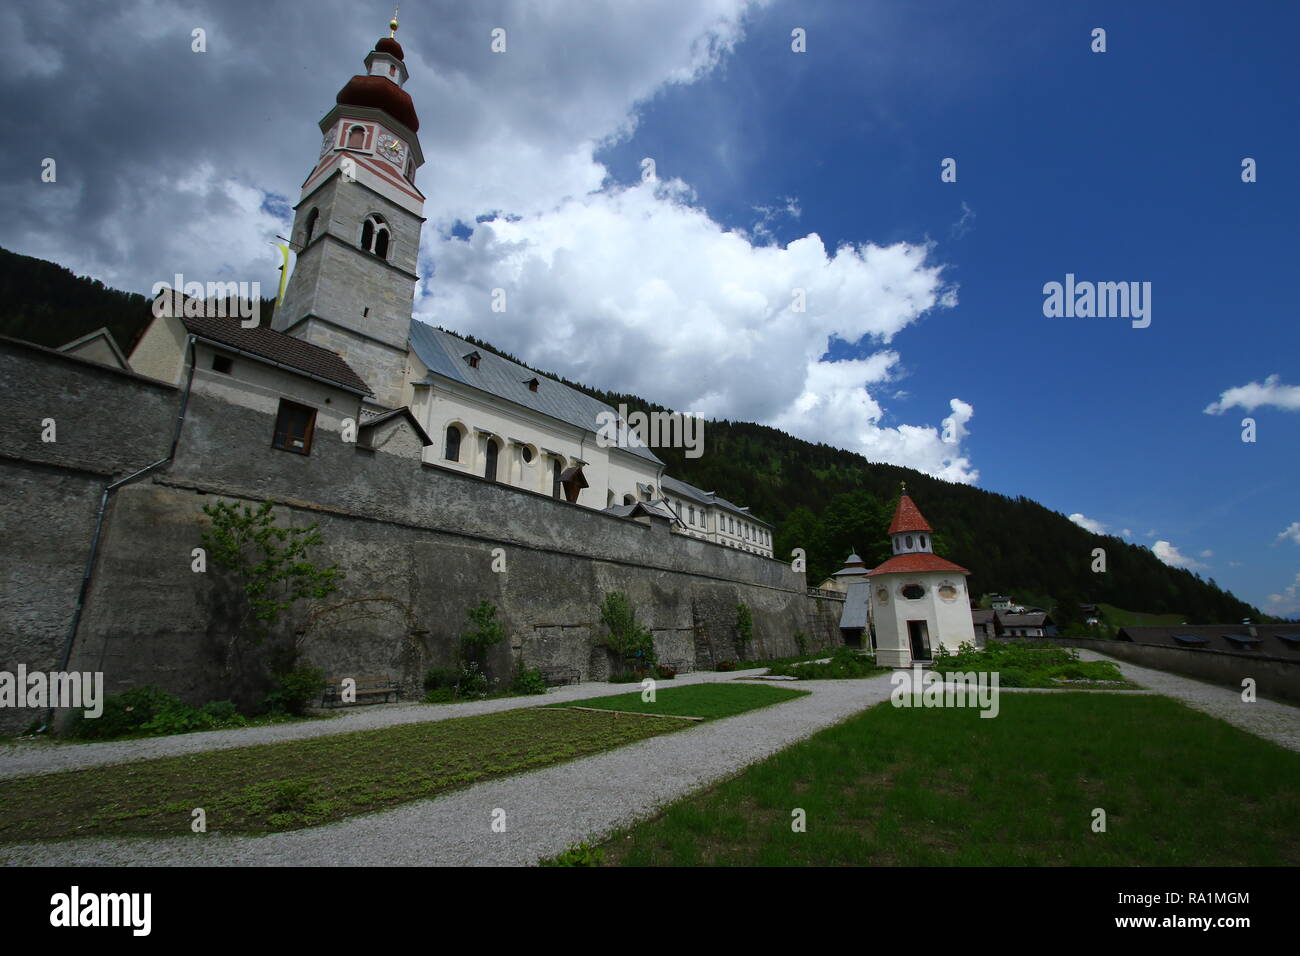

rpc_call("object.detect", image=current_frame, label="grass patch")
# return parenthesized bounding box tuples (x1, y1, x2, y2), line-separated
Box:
(552, 683, 807, 720)
(939, 643, 1140, 689)
(768, 647, 889, 680)
(722, 650, 837, 671)
(0, 708, 684, 842)
(597, 694, 1300, 866)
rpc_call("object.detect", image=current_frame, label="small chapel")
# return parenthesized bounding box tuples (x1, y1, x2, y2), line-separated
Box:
(833, 487, 978, 667)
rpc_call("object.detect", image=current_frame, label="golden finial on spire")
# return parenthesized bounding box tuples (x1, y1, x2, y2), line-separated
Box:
(389, 6, 399, 37)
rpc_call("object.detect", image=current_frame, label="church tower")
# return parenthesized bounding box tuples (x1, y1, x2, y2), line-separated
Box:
(273, 16, 424, 413)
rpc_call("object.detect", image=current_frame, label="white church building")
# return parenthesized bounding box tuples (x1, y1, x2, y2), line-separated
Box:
(123, 18, 773, 558)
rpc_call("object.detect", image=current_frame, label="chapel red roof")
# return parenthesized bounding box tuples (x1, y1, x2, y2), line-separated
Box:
(888, 494, 934, 535)
(867, 553, 968, 576)
(374, 37, 405, 61)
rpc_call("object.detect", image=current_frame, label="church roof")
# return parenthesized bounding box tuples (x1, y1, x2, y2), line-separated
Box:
(181, 312, 372, 395)
(867, 553, 968, 576)
(661, 474, 770, 526)
(408, 322, 662, 465)
(888, 494, 934, 535)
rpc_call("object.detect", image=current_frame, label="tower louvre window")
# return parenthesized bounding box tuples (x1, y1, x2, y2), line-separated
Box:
(347, 125, 365, 148)
(303, 207, 319, 246)
(360, 214, 390, 260)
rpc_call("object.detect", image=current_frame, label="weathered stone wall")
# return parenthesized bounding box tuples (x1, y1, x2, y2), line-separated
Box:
(0, 339, 811, 733)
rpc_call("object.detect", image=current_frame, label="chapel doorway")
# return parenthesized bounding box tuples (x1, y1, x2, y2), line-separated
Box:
(907, 620, 932, 662)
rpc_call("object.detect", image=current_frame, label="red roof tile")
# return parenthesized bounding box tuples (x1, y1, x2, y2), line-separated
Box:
(888, 494, 933, 535)
(867, 553, 968, 576)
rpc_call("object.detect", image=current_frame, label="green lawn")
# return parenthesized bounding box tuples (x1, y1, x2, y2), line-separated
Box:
(552, 683, 807, 720)
(0, 708, 685, 842)
(595, 694, 1300, 866)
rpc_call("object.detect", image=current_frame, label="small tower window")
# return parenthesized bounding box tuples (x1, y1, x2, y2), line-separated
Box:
(303, 207, 319, 246)
(444, 425, 462, 462)
(347, 125, 365, 148)
(360, 214, 390, 260)
(905, 535, 913, 549)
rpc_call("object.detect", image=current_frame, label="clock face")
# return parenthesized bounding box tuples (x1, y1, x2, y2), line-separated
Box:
(319, 129, 336, 158)
(376, 133, 405, 166)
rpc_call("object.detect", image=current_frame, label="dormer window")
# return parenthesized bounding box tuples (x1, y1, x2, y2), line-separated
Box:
(525, 378, 539, 392)
(463, 351, 481, 369)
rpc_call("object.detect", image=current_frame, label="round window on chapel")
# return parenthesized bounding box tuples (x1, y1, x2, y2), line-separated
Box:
(938, 585, 958, 601)
(901, 584, 925, 600)
(520, 446, 534, 464)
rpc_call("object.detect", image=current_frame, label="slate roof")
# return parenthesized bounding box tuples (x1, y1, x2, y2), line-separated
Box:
(888, 494, 934, 535)
(408, 322, 661, 465)
(179, 312, 372, 395)
(999, 612, 1053, 628)
(602, 500, 675, 523)
(661, 474, 770, 526)
(867, 553, 968, 576)
(1116, 625, 1300, 661)
(839, 580, 870, 629)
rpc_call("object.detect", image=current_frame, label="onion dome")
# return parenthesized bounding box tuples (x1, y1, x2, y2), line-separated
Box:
(335, 74, 419, 131)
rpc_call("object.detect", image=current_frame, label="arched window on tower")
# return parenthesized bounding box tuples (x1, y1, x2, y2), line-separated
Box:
(444, 425, 461, 462)
(484, 439, 499, 482)
(360, 215, 390, 261)
(347, 125, 366, 148)
(303, 208, 319, 246)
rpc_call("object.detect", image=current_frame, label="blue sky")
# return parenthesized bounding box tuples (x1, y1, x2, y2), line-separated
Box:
(594, 0, 1300, 612)
(2, 0, 1295, 612)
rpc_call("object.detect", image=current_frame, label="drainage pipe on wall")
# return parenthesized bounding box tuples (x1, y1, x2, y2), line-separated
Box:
(38, 335, 199, 733)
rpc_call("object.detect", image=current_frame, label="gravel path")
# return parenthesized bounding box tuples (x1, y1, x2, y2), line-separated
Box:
(1076, 649, 1300, 753)
(0, 674, 896, 867)
(0, 668, 769, 781)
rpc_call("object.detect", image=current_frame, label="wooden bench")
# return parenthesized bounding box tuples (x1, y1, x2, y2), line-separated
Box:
(320, 675, 401, 708)
(539, 665, 581, 687)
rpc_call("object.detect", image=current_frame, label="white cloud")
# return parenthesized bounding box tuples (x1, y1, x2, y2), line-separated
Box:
(1153, 540, 1207, 571)
(1121, 528, 1133, 537)
(1204, 374, 1300, 415)
(1266, 572, 1300, 616)
(1276, 522, 1300, 546)
(1199, 549, 1213, 558)
(1069, 513, 1107, 534)
(424, 177, 972, 479)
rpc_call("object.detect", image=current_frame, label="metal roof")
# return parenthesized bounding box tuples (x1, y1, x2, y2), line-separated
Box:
(839, 580, 870, 630)
(660, 474, 771, 527)
(407, 322, 662, 465)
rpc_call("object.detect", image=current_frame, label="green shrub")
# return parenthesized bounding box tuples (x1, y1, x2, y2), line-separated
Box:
(598, 592, 656, 667)
(200, 700, 240, 721)
(655, 663, 677, 680)
(461, 600, 508, 657)
(609, 671, 647, 684)
(541, 842, 605, 867)
(67, 686, 178, 740)
(735, 603, 754, 652)
(263, 666, 326, 716)
(510, 662, 548, 696)
(422, 687, 456, 704)
(794, 631, 808, 655)
(996, 667, 1031, 688)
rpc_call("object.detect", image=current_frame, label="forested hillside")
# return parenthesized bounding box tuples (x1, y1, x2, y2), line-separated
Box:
(0, 247, 1263, 626)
